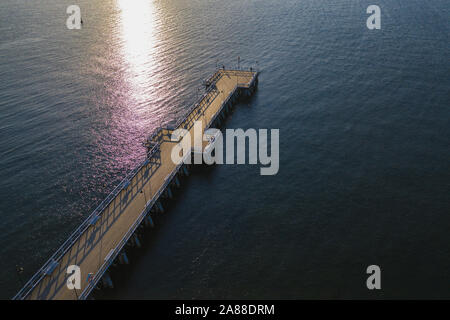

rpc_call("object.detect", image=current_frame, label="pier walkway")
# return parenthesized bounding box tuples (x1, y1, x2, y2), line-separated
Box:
(14, 69, 258, 300)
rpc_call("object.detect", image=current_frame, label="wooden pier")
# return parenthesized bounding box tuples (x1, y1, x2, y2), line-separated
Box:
(14, 69, 259, 300)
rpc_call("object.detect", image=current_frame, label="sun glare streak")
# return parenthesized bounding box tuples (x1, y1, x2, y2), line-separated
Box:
(117, 0, 159, 94)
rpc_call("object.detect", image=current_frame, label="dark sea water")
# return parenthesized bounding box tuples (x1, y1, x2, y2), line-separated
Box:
(0, 0, 449, 299)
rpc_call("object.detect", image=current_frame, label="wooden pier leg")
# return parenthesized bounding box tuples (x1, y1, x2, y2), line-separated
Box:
(166, 186, 173, 199)
(119, 252, 129, 265)
(102, 273, 114, 289)
(132, 234, 142, 248)
(145, 215, 154, 227)
(157, 201, 164, 213)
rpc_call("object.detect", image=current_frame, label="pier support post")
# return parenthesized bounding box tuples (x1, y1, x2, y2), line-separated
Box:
(145, 215, 154, 227)
(132, 234, 142, 248)
(102, 273, 114, 289)
(119, 252, 129, 265)
(157, 201, 164, 213)
(174, 176, 180, 188)
(166, 186, 173, 199)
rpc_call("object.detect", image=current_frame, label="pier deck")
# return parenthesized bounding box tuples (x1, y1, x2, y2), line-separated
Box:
(14, 69, 258, 300)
